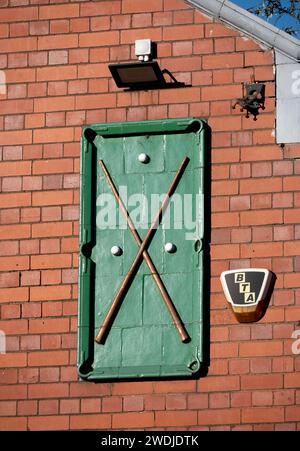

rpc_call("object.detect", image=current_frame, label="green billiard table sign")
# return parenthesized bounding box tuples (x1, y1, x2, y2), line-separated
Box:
(78, 118, 209, 380)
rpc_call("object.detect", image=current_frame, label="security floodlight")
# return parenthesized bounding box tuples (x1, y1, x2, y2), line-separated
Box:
(108, 61, 185, 91)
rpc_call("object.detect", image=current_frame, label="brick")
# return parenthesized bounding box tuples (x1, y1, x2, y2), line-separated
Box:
(0, 369, 18, 385)
(77, 63, 109, 79)
(204, 53, 243, 69)
(39, 400, 59, 415)
(212, 212, 239, 228)
(143, 395, 166, 411)
(0, 223, 30, 240)
(42, 302, 63, 318)
(31, 254, 71, 270)
(283, 176, 300, 192)
(123, 395, 144, 412)
(0, 287, 28, 304)
(40, 269, 60, 285)
(0, 129, 32, 146)
(32, 222, 72, 238)
(28, 351, 68, 367)
(212, 342, 239, 358)
(34, 96, 74, 113)
(102, 397, 122, 413)
(229, 359, 250, 375)
(32, 191, 73, 206)
(162, 56, 201, 73)
(240, 340, 283, 357)
(285, 406, 300, 421)
(198, 408, 240, 426)
(39, 3, 79, 19)
(81, 1, 121, 16)
(33, 127, 74, 144)
(9, 22, 29, 38)
(210, 116, 241, 132)
(0, 161, 31, 177)
(28, 416, 69, 431)
(273, 390, 295, 406)
(70, 383, 110, 398)
(240, 177, 282, 194)
(40, 330, 61, 348)
(252, 226, 272, 242)
(38, 34, 78, 50)
(163, 24, 203, 41)
(29, 21, 49, 36)
(230, 196, 250, 211)
(50, 20, 70, 34)
(70, 414, 111, 430)
(285, 374, 300, 388)
(81, 398, 102, 413)
(212, 244, 240, 260)
(32, 157, 72, 176)
(284, 143, 300, 158)
(70, 18, 89, 33)
(39, 239, 59, 255)
(25, 112, 45, 129)
(0, 256, 29, 272)
(241, 209, 282, 226)
(251, 194, 271, 210)
(284, 241, 300, 256)
(17, 400, 37, 416)
(0, 383, 27, 400)
(199, 375, 239, 392)
(0, 272, 20, 289)
(1, 208, 20, 228)
(91, 15, 111, 31)
(47, 82, 67, 97)
(29, 318, 69, 334)
(202, 84, 241, 101)
(284, 274, 300, 288)
(242, 407, 284, 424)
(76, 93, 116, 110)
(39, 368, 60, 383)
(4, 114, 24, 130)
(209, 393, 230, 409)
(1, 303, 20, 319)
(2, 146, 23, 161)
(48, 51, 68, 66)
(37, 66, 76, 82)
(0, 349, 27, 368)
(0, 7, 38, 22)
(215, 37, 235, 53)
(0, 36, 37, 53)
(30, 285, 71, 302)
(273, 193, 293, 208)
(1, 318, 28, 335)
(28, 51, 47, 67)
(241, 242, 282, 258)
(242, 374, 283, 390)
(79, 31, 119, 48)
(284, 209, 300, 224)
(60, 399, 80, 414)
(20, 207, 40, 223)
(212, 180, 238, 196)
(0, 417, 27, 431)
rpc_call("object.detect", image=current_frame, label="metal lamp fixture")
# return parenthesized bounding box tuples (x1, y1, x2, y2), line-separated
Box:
(109, 39, 186, 91)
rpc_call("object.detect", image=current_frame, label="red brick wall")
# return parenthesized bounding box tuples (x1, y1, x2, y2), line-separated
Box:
(0, 0, 299, 431)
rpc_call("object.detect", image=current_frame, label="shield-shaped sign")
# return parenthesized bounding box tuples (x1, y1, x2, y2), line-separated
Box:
(220, 268, 274, 323)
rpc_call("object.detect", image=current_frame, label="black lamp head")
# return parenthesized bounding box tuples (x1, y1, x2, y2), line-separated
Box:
(109, 61, 186, 91)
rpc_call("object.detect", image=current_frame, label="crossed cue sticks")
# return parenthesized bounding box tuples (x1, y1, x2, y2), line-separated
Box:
(95, 157, 190, 345)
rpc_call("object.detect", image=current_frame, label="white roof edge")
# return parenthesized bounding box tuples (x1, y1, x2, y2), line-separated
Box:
(186, 0, 300, 62)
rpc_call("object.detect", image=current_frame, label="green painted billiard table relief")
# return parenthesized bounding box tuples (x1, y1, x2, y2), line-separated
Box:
(78, 118, 209, 380)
